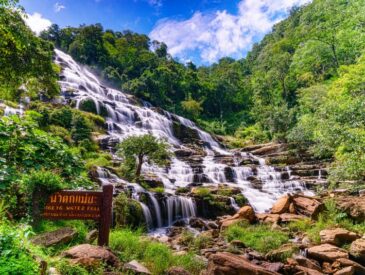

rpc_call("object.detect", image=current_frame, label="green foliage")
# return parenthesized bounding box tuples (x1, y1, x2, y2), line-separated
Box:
(116, 134, 171, 181)
(0, 222, 39, 275)
(114, 193, 145, 229)
(109, 228, 204, 275)
(224, 221, 289, 254)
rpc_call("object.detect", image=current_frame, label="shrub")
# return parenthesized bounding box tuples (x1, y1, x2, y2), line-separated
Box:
(113, 193, 145, 229)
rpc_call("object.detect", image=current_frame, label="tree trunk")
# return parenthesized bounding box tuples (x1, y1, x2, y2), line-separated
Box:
(136, 154, 144, 180)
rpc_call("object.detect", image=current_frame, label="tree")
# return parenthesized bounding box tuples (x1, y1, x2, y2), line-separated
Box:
(116, 134, 170, 181)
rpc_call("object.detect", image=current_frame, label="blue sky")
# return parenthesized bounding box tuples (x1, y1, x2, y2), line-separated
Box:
(21, 0, 311, 64)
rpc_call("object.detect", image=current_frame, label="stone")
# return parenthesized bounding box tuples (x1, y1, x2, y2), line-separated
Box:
(336, 196, 365, 221)
(167, 266, 190, 275)
(236, 206, 256, 223)
(334, 266, 355, 275)
(85, 229, 98, 244)
(307, 244, 348, 262)
(292, 195, 324, 219)
(292, 255, 321, 271)
(220, 218, 243, 230)
(189, 217, 207, 229)
(260, 262, 284, 273)
(31, 227, 77, 247)
(332, 258, 365, 275)
(294, 265, 324, 275)
(289, 203, 296, 214)
(320, 228, 360, 246)
(271, 195, 291, 214)
(62, 244, 119, 268)
(256, 213, 281, 224)
(124, 260, 151, 274)
(230, 240, 246, 249)
(349, 238, 365, 264)
(203, 252, 280, 275)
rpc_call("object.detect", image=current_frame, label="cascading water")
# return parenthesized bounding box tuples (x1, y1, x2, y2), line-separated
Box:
(55, 49, 313, 230)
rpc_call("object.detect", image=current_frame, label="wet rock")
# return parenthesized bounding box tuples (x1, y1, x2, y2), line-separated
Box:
(224, 167, 235, 182)
(349, 238, 365, 264)
(172, 122, 201, 144)
(203, 252, 280, 275)
(307, 244, 348, 262)
(167, 266, 190, 275)
(62, 244, 119, 268)
(271, 195, 291, 214)
(31, 227, 77, 247)
(124, 260, 151, 274)
(173, 219, 187, 227)
(141, 173, 164, 188)
(320, 228, 360, 246)
(189, 217, 206, 229)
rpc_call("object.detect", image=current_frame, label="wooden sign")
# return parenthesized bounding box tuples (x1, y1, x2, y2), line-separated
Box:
(42, 184, 113, 246)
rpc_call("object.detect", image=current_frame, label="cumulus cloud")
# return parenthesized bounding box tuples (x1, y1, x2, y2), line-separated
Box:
(150, 0, 311, 63)
(54, 2, 66, 13)
(23, 13, 52, 35)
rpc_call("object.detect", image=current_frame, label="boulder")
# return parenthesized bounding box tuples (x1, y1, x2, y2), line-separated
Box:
(320, 228, 360, 246)
(124, 260, 151, 274)
(62, 244, 119, 268)
(266, 244, 298, 262)
(271, 195, 291, 214)
(307, 244, 348, 262)
(235, 206, 256, 222)
(349, 238, 365, 264)
(189, 217, 207, 229)
(332, 258, 365, 275)
(167, 267, 190, 275)
(292, 195, 324, 219)
(220, 218, 243, 230)
(203, 252, 280, 275)
(260, 262, 284, 273)
(31, 227, 77, 247)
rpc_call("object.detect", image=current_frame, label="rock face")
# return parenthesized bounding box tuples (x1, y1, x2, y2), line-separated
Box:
(307, 244, 348, 262)
(349, 238, 365, 264)
(320, 228, 360, 246)
(271, 195, 291, 214)
(31, 227, 77, 247)
(62, 244, 119, 268)
(204, 252, 280, 275)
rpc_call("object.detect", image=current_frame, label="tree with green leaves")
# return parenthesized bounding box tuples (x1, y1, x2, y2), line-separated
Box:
(116, 134, 170, 181)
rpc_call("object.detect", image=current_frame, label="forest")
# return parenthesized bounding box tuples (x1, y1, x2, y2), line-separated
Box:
(1, 0, 365, 274)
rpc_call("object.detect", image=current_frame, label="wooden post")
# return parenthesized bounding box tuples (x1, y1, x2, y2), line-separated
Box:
(98, 184, 113, 246)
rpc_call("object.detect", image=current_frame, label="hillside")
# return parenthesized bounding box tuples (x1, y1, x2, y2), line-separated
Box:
(0, 0, 365, 274)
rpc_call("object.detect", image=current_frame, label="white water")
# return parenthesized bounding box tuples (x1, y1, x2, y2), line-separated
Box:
(55, 49, 312, 228)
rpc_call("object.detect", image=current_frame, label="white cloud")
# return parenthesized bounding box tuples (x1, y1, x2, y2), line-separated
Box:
(54, 2, 66, 13)
(150, 0, 311, 64)
(23, 13, 52, 35)
(147, 0, 162, 7)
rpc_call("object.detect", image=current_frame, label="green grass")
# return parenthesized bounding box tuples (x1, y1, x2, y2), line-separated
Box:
(223, 221, 289, 254)
(109, 228, 205, 275)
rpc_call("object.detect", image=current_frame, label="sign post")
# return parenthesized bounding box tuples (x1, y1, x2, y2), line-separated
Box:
(42, 184, 113, 246)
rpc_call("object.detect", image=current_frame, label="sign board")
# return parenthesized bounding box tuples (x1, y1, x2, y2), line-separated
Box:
(42, 184, 113, 246)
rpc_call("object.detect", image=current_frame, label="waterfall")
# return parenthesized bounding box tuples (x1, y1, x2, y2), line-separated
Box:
(229, 197, 240, 211)
(54, 49, 313, 230)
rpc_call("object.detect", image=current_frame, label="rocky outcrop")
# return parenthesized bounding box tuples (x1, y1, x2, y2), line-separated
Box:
(349, 238, 365, 264)
(204, 252, 280, 275)
(31, 227, 77, 247)
(320, 228, 360, 246)
(307, 244, 348, 262)
(62, 244, 119, 268)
